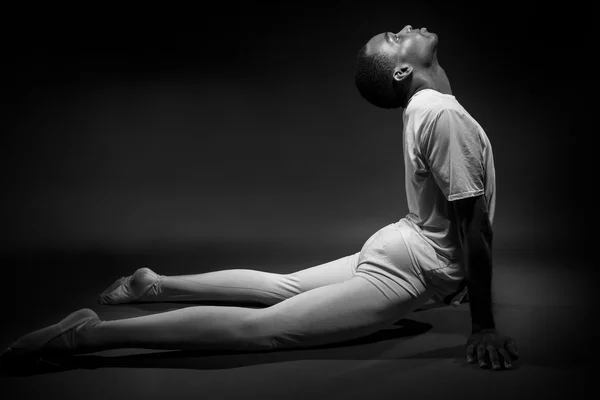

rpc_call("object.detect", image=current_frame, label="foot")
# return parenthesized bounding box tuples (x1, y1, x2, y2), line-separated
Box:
(0, 308, 100, 366)
(98, 267, 162, 305)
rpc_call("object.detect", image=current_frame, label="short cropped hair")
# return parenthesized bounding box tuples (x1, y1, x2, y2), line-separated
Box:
(354, 45, 399, 109)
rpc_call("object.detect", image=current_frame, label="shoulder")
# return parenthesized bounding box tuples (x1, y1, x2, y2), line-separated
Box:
(421, 104, 459, 137)
(408, 90, 458, 112)
(412, 97, 462, 129)
(432, 101, 464, 121)
(429, 101, 481, 138)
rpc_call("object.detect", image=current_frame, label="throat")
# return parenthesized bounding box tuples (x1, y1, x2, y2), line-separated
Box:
(430, 65, 452, 95)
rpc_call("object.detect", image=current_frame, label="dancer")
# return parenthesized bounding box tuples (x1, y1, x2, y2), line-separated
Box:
(1, 25, 518, 371)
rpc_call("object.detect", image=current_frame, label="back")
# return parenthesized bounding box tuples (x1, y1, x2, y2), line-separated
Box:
(402, 89, 496, 266)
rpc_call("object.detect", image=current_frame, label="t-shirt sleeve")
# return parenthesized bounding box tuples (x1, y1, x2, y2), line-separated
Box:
(419, 108, 485, 201)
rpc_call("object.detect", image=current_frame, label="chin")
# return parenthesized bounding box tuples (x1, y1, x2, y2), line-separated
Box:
(430, 33, 439, 47)
(423, 31, 437, 44)
(426, 37, 439, 60)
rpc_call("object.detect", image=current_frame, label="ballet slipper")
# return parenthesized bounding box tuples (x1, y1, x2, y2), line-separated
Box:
(98, 267, 162, 305)
(0, 308, 99, 367)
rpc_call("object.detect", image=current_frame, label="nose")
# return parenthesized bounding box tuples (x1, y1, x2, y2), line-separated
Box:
(398, 25, 412, 34)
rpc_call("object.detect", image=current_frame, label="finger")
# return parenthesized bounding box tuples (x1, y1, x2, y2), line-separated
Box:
(505, 339, 519, 359)
(477, 344, 487, 368)
(466, 343, 476, 363)
(486, 345, 501, 370)
(498, 349, 512, 369)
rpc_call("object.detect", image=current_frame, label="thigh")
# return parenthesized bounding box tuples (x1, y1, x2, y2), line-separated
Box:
(246, 275, 434, 351)
(356, 223, 429, 300)
(285, 252, 360, 293)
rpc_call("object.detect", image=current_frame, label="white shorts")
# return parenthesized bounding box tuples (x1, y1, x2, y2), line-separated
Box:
(354, 219, 466, 306)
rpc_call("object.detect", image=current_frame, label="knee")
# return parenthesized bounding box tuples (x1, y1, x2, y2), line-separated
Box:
(279, 273, 302, 297)
(258, 273, 301, 306)
(239, 312, 290, 352)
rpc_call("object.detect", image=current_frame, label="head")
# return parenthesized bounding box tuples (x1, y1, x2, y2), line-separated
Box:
(355, 25, 440, 109)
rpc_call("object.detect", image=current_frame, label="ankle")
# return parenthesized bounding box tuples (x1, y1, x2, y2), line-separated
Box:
(132, 268, 163, 298)
(76, 319, 103, 351)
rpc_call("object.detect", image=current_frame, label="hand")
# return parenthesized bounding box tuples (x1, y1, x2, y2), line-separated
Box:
(466, 329, 519, 370)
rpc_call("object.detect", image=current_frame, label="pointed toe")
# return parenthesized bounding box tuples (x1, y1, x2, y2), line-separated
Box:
(3, 309, 100, 361)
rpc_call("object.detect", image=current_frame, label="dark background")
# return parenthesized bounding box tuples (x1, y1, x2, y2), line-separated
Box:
(0, 3, 593, 397)
(0, 2, 586, 260)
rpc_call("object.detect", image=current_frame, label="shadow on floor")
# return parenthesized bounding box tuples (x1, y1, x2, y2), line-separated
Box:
(2, 318, 436, 377)
(9, 310, 579, 378)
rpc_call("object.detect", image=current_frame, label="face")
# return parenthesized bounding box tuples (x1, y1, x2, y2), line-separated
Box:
(365, 25, 438, 67)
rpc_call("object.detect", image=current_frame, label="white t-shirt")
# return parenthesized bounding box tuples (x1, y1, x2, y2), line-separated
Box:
(399, 88, 496, 284)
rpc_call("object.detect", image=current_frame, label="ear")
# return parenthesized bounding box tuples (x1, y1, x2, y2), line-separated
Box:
(393, 65, 413, 82)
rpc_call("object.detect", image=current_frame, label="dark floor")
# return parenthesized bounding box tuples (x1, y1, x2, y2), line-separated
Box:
(0, 243, 593, 399)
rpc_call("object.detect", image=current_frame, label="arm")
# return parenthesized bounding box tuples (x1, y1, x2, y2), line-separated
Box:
(420, 108, 517, 369)
(454, 194, 519, 369)
(452, 195, 495, 334)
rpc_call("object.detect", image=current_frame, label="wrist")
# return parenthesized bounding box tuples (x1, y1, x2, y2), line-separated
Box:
(471, 321, 496, 334)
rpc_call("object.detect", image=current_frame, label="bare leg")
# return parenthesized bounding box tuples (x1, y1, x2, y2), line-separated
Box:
(99, 253, 360, 306)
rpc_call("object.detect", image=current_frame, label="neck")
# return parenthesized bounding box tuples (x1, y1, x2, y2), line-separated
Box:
(403, 63, 452, 107)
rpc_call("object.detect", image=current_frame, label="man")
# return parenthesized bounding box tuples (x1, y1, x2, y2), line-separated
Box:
(1, 25, 518, 371)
